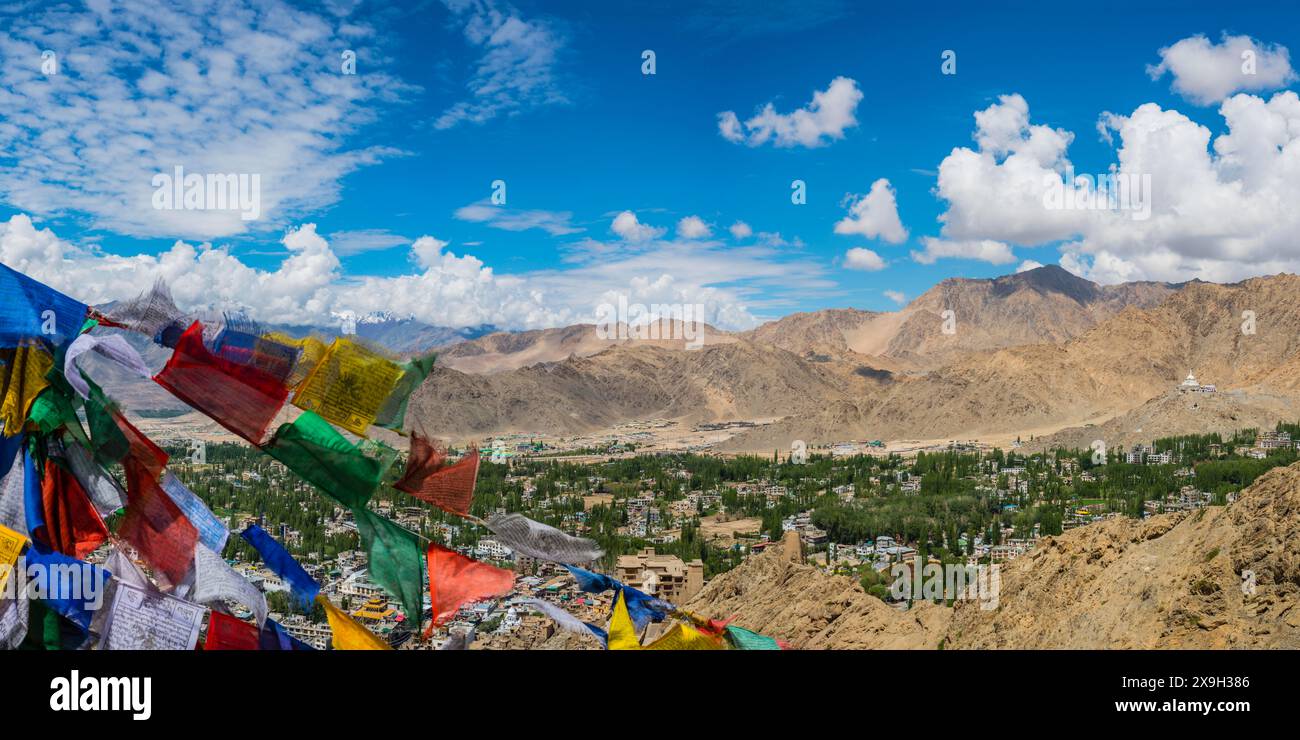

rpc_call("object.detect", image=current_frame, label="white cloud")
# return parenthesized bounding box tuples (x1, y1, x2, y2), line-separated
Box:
(834, 178, 908, 244)
(453, 201, 581, 235)
(843, 247, 885, 271)
(1148, 33, 1296, 105)
(329, 229, 412, 256)
(1, 212, 838, 332)
(610, 211, 665, 242)
(912, 238, 1016, 265)
(1016, 259, 1044, 273)
(0, 0, 407, 240)
(434, 0, 567, 129)
(930, 90, 1300, 283)
(933, 94, 1080, 247)
(728, 221, 753, 239)
(717, 76, 863, 148)
(883, 289, 906, 305)
(676, 215, 712, 239)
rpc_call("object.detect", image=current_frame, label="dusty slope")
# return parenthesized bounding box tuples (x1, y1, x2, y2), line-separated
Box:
(686, 461, 1300, 649)
(438, 320, 735, 374)
(944, 460, 1300, 648)
(684, 550, 947, 649)
(407, 340, 875, 438)
(740, 265, 1178, 369)
(1024, 389, 1300, 453)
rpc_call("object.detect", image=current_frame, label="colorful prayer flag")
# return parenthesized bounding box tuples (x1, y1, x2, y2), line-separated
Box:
(318, 594, 391, 650)
(204, 610, 261, 651)
(264, 411, 394, 508)
(486, 513, 602, 565)
(118, 459, 198, 586)
(607, 589, 641, 650)
(37, 457, 108, 560)
(0, 523, 26, 594)
(0, 345, 53, 436)
(353, 506, 424, 628)
(292, 338, 404, 435)
(426, 542, 514, 626)
(394, 436, 479, 516)
(240, 524, 320, 611)
(724, 625, 782, 650)
(0, 262, 87, 349)
(153, 321, 288, 444)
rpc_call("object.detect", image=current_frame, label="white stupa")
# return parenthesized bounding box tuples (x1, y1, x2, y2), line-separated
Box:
(1180, 372, 1199, 388)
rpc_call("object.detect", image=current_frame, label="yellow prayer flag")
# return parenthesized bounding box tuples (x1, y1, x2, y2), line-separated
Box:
(318, 594, 392, 650)
(0, 345, 52, 436)
(291, 338, 404, 436)
(607, 590, 642, 650)
(265, 332, 329, 389)
(0, 523, 28, 594)
(643, 622, 726, 650)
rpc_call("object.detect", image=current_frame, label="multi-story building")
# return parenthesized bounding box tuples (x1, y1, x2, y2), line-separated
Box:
(615, 548, 704, 603)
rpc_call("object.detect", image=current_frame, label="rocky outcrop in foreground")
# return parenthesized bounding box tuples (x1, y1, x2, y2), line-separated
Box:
(686, 461, 1300, 649)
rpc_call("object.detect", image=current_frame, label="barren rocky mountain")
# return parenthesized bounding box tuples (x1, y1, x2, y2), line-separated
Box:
(739, 265, 1179, 370)
(407, 339, 873, 439)
(437, 320, 735, 374)
(684, 461, 1300, 649)
(721, 272, 1300, 450)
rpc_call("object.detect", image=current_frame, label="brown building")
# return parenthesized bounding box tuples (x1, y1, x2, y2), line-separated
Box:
(615, 548, 704, 603)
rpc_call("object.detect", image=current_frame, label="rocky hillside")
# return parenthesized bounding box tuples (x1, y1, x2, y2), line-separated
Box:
(740, 265, 1179, 369)
(437, 320, 735, 374)
(685, 461, 1300, 649)
(407, 340, 873, 438)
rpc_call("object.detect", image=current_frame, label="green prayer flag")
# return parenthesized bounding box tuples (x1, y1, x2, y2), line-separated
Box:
(374, 353, 435, 432)
(725, 625, 781, 650)
(264, 411, 394, 508)
(83, 375, 129, 467)
(352, 506, 424, 629)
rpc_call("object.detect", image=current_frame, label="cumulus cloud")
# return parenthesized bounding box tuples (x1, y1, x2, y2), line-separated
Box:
(728, 221, 753, 240)
(1148, 33, 1296, 105)
(834, 178, 909, 244)
(912, 238, 1016, 265)
(717, 76, 863, 148)
(929, 90, 1300, 283)
(1016, 259, 1045, 273)
(453, 201, 581, 235)
(610, 211, 665, 242)
(676, 215, 712, 239)
(0, 0, 407, 240)
(843, 247, 885, 271)
(434, 0, 568, 128)
(0, 212, 840, 332)
(883, 289, 906, 305)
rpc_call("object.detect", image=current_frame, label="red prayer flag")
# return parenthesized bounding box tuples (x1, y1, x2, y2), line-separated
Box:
(111, 409, 169, 481)
(153, 321, 289, 444)
(204, 610, 261, 650)
(38, 459, 108, 560)
(426, 542, 513, 627)
(118, 459, 198, 586)
(395, 436, 479, 516)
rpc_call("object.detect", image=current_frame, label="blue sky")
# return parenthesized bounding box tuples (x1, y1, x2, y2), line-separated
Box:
(0, 0, 1298, 330)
